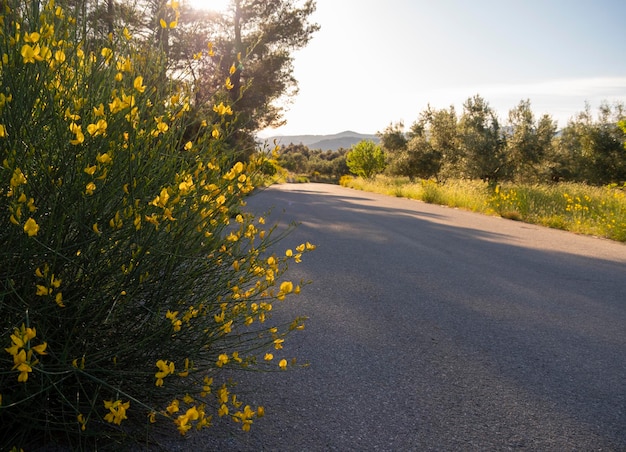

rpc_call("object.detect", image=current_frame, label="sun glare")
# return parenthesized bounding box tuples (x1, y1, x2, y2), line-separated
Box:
(184, 0, 231, 12)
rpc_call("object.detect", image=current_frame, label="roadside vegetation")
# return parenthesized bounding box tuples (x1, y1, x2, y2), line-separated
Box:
(276, 98, 626, 242)
(339, 176, 626, 242)
(0, 0, 317, 450)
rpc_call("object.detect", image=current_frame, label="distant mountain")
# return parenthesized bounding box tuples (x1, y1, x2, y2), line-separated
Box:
(260, 130, 380, 151)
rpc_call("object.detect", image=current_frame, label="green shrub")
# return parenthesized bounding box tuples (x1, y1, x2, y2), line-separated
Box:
(0, 1, 313, 449)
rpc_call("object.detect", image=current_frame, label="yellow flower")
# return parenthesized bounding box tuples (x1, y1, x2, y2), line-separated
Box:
(84, 165, 97, 175)
(133, 76, 146, 93)
(93, 103, 105, 117)
(21, 44, 44, 63)
(213, 102, 233, 116)
(155, 359, 175, 386)
(85, 182, 96, 195)
(13, 350, 33, 382)
(229, 63, 237, 75)
(216, 353, 229, 367)
(69, 123, 84, 145)
(0, 124, 6, 137)
(96, 152, 112, 164)
(103, 399, 130, 425)
(77, 413, 87, 431)
(54, 49, 66, 64)
(280, 281, 293, 294)
(152, 117, 169, 136)
(225, 77, 234, 90)
(264, 353, 273, 361)
(151, 188, 170, 208)
(10, 168, 27, 188)
(273, 338, 285, 350)
(166, 399, 180, 414)
(100, 47, 113, 62)
(24, 218, 39, 236)
(279, 359, 287, 370)
(123, 27, 132, 40)
(87, 119, 107, 137)
(175, 406, 199, 435)
(184, 141, 193, 151)
(24, 32, 40, 43)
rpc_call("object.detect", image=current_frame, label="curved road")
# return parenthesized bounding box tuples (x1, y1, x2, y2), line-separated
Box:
(197, 183, 626, 451)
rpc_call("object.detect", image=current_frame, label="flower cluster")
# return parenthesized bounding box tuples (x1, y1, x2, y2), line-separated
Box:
(4, 324, 48, 383)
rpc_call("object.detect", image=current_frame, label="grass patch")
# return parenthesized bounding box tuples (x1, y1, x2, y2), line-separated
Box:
(340, 176, 626, 242)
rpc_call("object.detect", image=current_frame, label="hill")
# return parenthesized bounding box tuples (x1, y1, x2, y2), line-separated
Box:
(260, 130, 380, 151)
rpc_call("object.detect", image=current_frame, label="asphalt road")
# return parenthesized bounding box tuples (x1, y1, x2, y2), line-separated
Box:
(192, 182, 626, 451)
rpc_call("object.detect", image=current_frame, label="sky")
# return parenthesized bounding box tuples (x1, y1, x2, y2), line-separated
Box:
(192, 0, 626, 137)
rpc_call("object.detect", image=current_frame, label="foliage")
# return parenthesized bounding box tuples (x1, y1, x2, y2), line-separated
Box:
(190, 0, 320, 143)
(346, 140, 386, 179)
(505, 99, 557, 182)
(457, 95, 507, 183)
(378, 97, 625, 186)
(277, 143, 347, 181)
(377, 121, 407, 152)
(549, 103, 626, 184)
(0, 2, 314, 449)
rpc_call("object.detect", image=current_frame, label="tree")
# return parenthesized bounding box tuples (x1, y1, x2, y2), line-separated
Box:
(550, 102, 626, 184)
(423, 105, 458, 181)
(193, 1, 319, 134)
(378, 121, 407, 153)
(458, 95, 506, 183)
(506, 100, 557, 182)
(346, 140, 386, 179)
(404, 135, 442, 180)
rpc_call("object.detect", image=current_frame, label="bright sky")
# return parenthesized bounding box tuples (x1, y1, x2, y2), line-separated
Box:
(191, 0, 626, 137)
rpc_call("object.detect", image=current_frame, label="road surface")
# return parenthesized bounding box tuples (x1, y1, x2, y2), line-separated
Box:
(191, 183, 626, 451)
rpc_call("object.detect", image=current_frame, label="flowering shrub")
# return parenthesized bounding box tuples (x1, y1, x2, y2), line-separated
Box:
(0, 1, 313, 449)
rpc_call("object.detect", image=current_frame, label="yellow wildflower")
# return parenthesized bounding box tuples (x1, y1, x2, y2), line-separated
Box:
(216, 353, 229, 367)
(280, 281, 293, 294)
(24, 218, 39, 236)
(133, 76, 146, 93)
(13, 350, 33, 382)
(279, 359, 287, 370)
(85, 182, 96, 195)
(24, 32, 40, 43)
(273, 338, 285, 350)
(103, 399, 130, 425)
(77, 413, 87, 431)
(10, 168, 27, 188)
(93, 103, 105, 117)
(21, 44, 44, 63)
(69, 123, 84, 145)
(155, 359, 175, 386)
(96, 152, 112, 164)
(87, 119, 107, 137)
(213, 102, 233, 116)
